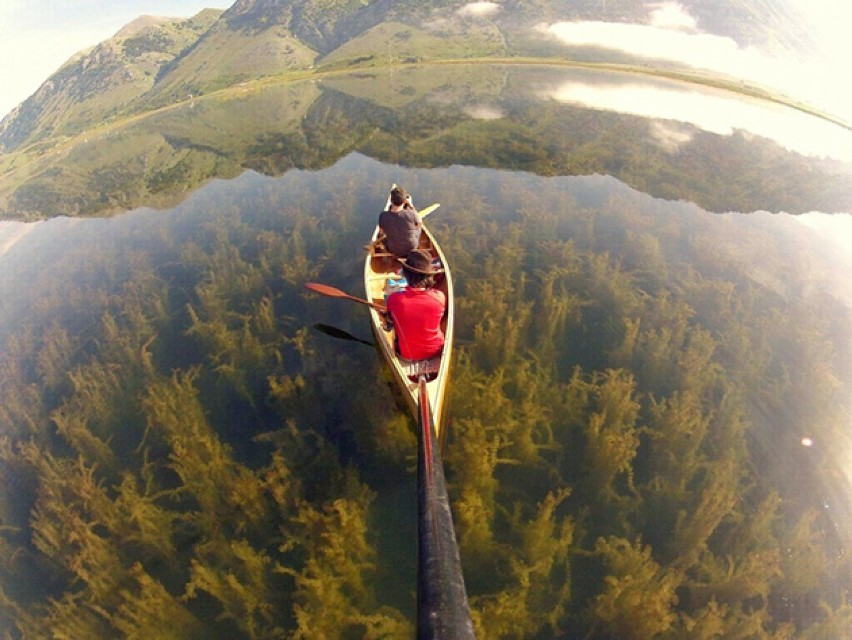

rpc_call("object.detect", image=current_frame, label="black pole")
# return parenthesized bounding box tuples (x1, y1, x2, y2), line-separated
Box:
(416, 377, 475, 639)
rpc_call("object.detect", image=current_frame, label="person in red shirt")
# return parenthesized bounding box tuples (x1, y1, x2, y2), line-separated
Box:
(386, 249, 446, 361)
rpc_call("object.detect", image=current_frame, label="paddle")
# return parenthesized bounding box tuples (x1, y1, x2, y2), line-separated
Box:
(416, 375, 475, 638)
(419, 202, 440, 218)
(304, 282, 386, 311)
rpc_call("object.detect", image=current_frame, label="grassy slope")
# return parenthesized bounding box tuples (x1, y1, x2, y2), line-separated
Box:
(142, 23, 318, 108)
(319, 20, 507, 69)
(321, 63, 509, 109)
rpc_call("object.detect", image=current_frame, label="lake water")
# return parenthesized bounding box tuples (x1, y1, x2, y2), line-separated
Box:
(1, 64, 850, 638)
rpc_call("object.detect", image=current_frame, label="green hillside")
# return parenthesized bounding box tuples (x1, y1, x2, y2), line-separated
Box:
(142, 19, 318, 110)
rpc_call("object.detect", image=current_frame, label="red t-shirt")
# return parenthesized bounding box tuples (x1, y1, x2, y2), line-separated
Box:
(387, 288, 446, 361)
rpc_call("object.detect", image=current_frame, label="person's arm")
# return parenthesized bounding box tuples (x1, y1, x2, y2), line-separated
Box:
(405, 207, 422, 228)
(383, 296, 397, 331)
(403, 196, 420, 219)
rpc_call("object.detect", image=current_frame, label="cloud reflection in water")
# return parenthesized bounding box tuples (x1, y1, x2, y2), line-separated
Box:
(544, 79, 852, 163)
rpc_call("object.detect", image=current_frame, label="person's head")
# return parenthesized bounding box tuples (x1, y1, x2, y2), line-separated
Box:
(390, 186, 409, 207)
(399, 249, 441, 287)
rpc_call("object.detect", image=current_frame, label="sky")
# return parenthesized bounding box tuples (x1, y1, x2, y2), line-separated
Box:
(0, 1, 230, 119)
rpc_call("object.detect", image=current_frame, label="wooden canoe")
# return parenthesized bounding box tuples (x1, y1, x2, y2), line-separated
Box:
(363, 188, 454, 437)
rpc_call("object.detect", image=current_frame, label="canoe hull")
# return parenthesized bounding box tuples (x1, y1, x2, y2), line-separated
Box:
(363, 193, 454, 438)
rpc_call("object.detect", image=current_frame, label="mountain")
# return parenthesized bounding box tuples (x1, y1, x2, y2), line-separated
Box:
(0, 0, 815, 154)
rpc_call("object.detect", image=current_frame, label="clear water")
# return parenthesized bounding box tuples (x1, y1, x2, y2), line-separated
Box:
(1, 65, 850, 638)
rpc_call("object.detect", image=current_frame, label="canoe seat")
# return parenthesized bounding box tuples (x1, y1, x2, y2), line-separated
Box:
(400, 355, 441, 382)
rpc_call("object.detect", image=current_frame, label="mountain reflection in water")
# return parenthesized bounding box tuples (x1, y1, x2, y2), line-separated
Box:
(2, 64, 851, 220)
(0, 66, 850, 638)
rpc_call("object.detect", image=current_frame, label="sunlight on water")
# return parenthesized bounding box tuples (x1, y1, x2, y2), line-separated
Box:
(0, 220, 39, 257)
(797, 212, 852, 304)
(544, 80, 852, 164)
(796, 212, 852, 506)
(798, 212, 852, 256)
(462, 104, 505, 120)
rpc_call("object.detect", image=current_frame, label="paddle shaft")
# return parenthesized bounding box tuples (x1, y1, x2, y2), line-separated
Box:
(416, 377, 475, 639)
(304, 282, 386, 311)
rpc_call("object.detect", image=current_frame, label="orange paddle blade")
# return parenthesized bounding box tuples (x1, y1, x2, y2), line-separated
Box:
(305, 282, 348, 298)
(304, 282, 386, 311)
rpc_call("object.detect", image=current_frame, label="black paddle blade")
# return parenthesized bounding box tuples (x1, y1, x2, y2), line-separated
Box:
(312, 323, 374, 346)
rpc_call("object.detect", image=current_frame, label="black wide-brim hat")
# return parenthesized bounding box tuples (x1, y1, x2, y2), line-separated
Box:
(398, 248, 442, 275)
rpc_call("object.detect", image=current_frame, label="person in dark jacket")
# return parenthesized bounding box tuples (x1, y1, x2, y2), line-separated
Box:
(378, 186, 422, 257)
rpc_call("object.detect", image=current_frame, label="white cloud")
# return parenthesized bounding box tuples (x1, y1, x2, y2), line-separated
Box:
(0, 0, 26, 17)
(545, 21, 741, 67)
(648, 121, 695, 153)
(648, 2, 697, 31)
(457, 2, 501, 18)
(548, 80, 733, 134)
(790, 0, 852, 60)
(541, 20, 852, 127)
